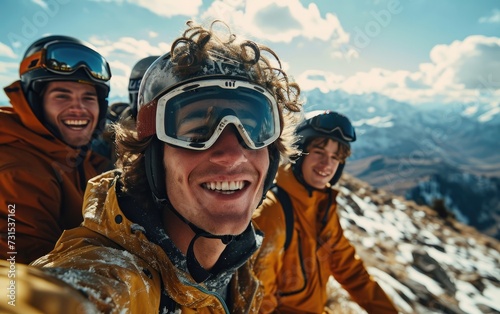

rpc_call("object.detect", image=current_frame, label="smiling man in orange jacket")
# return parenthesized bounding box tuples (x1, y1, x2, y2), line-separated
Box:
(0, 35, 111, 263)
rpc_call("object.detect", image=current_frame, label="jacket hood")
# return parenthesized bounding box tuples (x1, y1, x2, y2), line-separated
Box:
(1, 81, 83, 159)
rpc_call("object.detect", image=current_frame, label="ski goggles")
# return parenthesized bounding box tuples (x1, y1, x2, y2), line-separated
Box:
(20, 41, 111, 82)
(155, 79, 280, 150)
(307, 111, 356, 142)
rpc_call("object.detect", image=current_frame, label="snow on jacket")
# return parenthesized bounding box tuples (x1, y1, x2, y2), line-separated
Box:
(0, 81, 110, 264)
(31, 170, 264, 313)
(253, 164, 397, 313)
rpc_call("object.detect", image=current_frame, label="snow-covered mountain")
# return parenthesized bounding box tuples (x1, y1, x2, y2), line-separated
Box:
(329, 173, 500, 314)
(303, 89, 500, 167)
(302, 88, 500, 240)
(406, 173, 500, 240)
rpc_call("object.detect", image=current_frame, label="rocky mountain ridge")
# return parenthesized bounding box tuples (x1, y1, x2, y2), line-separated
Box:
(328, 173, 500, 314)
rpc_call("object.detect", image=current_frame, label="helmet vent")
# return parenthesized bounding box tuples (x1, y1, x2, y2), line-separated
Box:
(28, 59, 39, 69)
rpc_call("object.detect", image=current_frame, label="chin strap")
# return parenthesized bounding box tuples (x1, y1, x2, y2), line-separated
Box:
(146, 137, 268, 283)
(186, 231, 235, 283)
(167, 204, 255, 283)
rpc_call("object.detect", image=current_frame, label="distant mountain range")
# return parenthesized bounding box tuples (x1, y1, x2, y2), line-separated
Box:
(302, 88, 500, 240)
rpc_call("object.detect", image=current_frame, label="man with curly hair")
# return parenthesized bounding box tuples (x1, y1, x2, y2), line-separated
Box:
(31, 20, 302, 314)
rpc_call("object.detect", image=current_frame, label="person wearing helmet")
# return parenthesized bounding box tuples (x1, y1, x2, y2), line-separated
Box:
(253, 111, 398, 313)
(0, 35, 112, 264)
(90, 56, 160, 164)
(31, 20, 302, 313)
(91, 101, 131, 166)
(128, 55, 159, 119)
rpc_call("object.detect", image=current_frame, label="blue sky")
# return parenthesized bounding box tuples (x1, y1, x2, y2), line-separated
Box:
(1, 0, 499, 107)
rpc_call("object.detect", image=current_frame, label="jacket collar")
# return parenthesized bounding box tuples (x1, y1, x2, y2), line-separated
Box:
(2, 81, 85, 160)
(276, 164, 338, 204)
(80, 170, 262, 310)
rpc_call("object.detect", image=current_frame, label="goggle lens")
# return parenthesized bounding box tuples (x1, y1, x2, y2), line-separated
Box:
(43, 42, 111, 81)
(156, 80, 279, 150)
(310, 111, 356, 142)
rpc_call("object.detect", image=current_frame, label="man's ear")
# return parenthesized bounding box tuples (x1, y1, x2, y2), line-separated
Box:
(330, 162, 345, 186)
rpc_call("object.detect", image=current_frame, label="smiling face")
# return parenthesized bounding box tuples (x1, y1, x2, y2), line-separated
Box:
(42, 81, 99, 147)
(163, 126, 270, 236)
(301, 138, 341, 189)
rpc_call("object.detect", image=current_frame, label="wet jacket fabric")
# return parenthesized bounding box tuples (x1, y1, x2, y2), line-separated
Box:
(31, 171, 264, 314)
(0, 81, 109, 264)
(253, 164, 397, 313)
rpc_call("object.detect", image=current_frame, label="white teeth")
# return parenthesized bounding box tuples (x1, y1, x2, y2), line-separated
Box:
(316, 170, 330, 177)
(204, 181, 244, 192)
(63, 119, 89, 126)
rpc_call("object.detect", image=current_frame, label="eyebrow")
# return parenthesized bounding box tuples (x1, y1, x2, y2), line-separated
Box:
(310, 143, 339, 154)
(310, 143, 327, 149)
(47, 87, 97, 96)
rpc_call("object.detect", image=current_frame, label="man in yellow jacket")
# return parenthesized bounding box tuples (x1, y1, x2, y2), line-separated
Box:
(0, 35, 111, 264)
(31, 20, 303, 313)
(254, 111, 398, 313)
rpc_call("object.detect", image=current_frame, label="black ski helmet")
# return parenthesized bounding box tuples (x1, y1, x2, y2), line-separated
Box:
(136, 51, 281, 205)
(294, 110, 356, 186)
(19, 35, 111, 135)
(131, 21, 301, 284)
(106, 102, 131, 124)
(128, 55, 159, 118)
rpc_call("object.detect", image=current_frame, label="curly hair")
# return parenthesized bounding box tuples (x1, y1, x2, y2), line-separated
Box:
(114, 20, 303, 209)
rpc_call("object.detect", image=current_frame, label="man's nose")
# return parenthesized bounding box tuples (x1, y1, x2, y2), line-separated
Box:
(208, 127, 248, 168)
(67, 97, 87, 112)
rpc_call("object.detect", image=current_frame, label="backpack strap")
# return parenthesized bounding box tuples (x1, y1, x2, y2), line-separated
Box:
(270, 185, 294, 251)
(159, 282, 178, 313)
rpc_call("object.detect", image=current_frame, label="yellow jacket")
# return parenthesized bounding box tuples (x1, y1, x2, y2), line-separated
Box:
(0, 81, 109, 264)
(253, 165, 397, 313)
(32, 171, 263, 313)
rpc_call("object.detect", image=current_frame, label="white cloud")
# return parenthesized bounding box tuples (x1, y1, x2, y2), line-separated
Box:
(479, 8, 500, 24)
(88, 36, 171, 100)
(297, 35, 500, 106)
(425, 35, 500, 90)
(89, 36, 170, 60)
(296, 70, 345, 93)
(201, 0, 349, 44)
(108, 60, 131, 100)
(0, 42, 17, 58)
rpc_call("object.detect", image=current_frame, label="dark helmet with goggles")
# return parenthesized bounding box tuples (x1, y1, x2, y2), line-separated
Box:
(128, 56, 159, 118)
(294, 110, 356, 186)
(136, 51, 281, 205)
(19, 35, 111, 135)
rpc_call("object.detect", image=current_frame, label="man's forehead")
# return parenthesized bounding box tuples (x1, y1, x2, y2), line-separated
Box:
(310, 137, 339, 149)
(45, 81, 97, 93)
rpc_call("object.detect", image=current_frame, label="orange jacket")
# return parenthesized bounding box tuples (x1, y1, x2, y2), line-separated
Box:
(253, 164, 397, 313)
(0, 81, 109, 264)
(32, 171, 264, 313)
